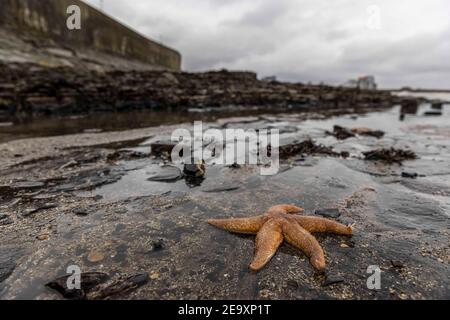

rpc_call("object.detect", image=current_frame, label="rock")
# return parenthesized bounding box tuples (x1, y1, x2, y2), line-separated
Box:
(322, 275, 344, 287)
(89, 272, 149, 299)
(0, 214, 13, 226)
(424, 111, 442, 116)
(11, 181, 45, 190)
(390, 260, 405, 269)
(363, 148, 417, 164)
(46, 272, 109, 300)
(340, 151, 350, 159)
(351, 127, 385, 139)
(431, 101, 443, 110)
(183, 162, 206, 187)
(315, 208, 341, 218)
(183, 162, 206, 178)
(401, 172, 418, 179)
(147, 165, 183, 182)
(400, 99, 419, 114)
(328, 125, 385, 139)
(150, 141, 177, 159)
(0, 259, 15, 283)
(328, 125, 355, 140)
(87, 250, 105, 263)
(148, 239, 164, 252)
(21, 203, 58, 217)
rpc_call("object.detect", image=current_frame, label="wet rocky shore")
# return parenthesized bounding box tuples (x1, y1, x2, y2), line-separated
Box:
(1, 99, 449, 300)
(0, 62, 395, 121)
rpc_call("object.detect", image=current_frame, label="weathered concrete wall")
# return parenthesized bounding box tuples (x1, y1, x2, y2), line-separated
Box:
(0, 0, 181, 70)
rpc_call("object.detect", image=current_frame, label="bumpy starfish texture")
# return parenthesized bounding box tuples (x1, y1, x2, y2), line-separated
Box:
(208, 204, 353, 272)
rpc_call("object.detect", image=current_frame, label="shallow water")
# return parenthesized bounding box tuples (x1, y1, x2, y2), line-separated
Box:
(0, 107, 300, 144)
(86, 100, 450, 230)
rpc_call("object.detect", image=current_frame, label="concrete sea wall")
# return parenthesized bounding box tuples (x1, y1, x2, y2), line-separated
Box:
(0, 0, 181, 70)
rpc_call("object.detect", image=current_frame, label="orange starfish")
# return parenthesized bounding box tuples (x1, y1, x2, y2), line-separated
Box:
(208, 204, 353, 273)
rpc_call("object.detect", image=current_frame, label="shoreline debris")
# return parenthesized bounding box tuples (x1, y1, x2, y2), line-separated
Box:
(363, 148, 417, 164)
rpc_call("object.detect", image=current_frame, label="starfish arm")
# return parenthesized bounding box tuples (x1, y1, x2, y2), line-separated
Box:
(292, 216, 353, 236)
(249, 219, 284, 271)
(281, 220, 326, 272)
(268, 204, 304, 214)
(208, 215, 268, 234)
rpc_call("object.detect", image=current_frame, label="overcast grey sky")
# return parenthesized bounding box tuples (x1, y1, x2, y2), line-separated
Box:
(85, 0, 450, 89)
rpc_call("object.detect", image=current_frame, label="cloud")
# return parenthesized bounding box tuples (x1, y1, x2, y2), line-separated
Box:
(84, 0, 450, 89)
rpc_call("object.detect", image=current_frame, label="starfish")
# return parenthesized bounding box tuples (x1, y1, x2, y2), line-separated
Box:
(208, 204, 353, 273)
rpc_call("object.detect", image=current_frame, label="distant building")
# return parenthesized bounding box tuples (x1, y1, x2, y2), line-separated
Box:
(343, 75, 377, 90)
(358, 76, 377, 90)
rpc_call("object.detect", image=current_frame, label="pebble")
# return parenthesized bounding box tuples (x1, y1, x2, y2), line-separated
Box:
(399, 293, 408, 300)
(37, 234, 49, 241)
(401, 172, 418, 179)
(150, 272, 160, 280)
(87, 250, 105, 263)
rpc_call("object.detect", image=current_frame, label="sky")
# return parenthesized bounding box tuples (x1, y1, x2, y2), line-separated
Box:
(84, 0, 450, 89)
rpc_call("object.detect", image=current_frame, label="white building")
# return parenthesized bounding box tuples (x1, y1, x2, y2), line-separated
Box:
(358, 76, 377, 90)
(343, 76, 377, 90)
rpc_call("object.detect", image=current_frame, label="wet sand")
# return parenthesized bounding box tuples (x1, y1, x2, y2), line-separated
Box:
(1, 102, 449, 300)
